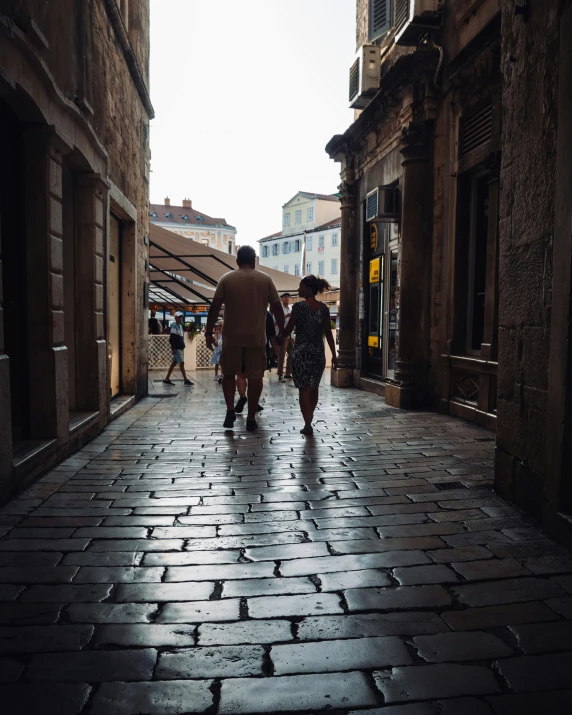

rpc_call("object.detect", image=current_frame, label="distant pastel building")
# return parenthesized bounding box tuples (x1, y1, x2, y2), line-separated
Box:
(257, 192, 341, 287)
(150, 198, 237, 255)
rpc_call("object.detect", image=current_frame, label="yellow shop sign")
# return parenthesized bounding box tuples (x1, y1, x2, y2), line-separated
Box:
(368, 335, 379, 348)
(370, 223, 378, 251)
(369, 257, 381, 283)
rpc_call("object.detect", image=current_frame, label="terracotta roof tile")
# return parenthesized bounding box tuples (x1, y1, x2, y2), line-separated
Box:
(150, 202, 235, 229)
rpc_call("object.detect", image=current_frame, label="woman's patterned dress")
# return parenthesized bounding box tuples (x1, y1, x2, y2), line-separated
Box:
(291, 301, 330, 389)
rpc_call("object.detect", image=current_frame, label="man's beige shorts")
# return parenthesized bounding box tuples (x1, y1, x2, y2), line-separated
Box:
(220, 345, 266, 379)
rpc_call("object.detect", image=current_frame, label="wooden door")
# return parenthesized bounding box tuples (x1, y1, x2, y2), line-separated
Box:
(109, 216, 121, 397)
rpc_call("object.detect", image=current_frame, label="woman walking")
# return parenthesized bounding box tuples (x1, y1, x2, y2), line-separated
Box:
(280, 275, 337, 435)
(211, 322, 223, 383)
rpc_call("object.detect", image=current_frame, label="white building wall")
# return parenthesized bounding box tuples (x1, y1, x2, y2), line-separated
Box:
(259, 225, 341, 287)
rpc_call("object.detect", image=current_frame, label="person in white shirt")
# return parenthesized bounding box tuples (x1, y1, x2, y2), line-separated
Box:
(276, 293, 294, 382)
(163, 312, 193, 386)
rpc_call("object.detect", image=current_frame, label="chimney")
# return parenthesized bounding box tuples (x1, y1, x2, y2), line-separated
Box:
(182, 198, 192, 209)
(164, 197, 170, 206)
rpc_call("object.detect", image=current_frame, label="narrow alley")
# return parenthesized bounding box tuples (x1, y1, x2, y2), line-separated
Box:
(1, 375, 571, 714)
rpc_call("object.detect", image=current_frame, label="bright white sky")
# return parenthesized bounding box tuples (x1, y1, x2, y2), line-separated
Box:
(149, 0, 355, 248)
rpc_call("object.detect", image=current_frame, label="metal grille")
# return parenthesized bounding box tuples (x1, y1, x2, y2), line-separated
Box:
(395, 0, 410, 35)
(349, 57, 360, 102)
(461, 103, 493, 156)
(454, 373, 480, 404)
(366, 190, 379, 222)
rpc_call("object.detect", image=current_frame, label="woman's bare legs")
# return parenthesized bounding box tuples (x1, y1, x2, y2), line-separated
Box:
(299, 387, 319, 433)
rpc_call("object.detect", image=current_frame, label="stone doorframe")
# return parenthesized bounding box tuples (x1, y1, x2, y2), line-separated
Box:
(545, 0, 572, 543)
(107, 183, 139, 411)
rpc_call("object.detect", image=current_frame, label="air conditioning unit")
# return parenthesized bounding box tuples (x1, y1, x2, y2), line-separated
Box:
(349, 45, 381, 109)
(366, 186, 400, 223)
(394, 0, 443, 46)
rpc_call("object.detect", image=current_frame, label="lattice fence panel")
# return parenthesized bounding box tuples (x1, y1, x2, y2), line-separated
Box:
(195, 334, 212, 368)
(148, 335, 173, 368)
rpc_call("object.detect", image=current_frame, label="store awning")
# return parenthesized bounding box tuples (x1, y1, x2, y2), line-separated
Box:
(149, 224, 302, 306)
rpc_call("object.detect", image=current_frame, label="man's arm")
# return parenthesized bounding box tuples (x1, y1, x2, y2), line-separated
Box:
(205, 298, 223, 349)
(271, 301, 285, 340)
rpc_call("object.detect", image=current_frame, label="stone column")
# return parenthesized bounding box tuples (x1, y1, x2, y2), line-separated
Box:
(23, 127, 72, 446)
(331, 175, 358, 388)
(75, 174, 110, 426)
(385, 122, 434, 408)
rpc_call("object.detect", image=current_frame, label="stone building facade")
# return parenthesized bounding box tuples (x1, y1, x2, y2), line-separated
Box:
(0, 0, 152, 499)
(327, 0, 572, 542)
(150, 198, 238, 256)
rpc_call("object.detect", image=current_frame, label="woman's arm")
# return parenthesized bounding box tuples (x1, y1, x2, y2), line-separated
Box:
(324, 311, 337, 368)
(280, 309, 297, 340)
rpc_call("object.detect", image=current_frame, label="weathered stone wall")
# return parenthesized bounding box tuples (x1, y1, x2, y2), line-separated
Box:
(356, 0, 368, 48)
(0, 0, 151, 496)
(495, 0, 561, 514)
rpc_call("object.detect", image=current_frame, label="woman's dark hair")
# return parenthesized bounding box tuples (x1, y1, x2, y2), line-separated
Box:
(301, 274, 331, 295)
(236, 245, 257, 266)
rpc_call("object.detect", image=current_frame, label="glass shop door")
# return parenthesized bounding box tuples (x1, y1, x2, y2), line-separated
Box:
(365, 223, 384, 379)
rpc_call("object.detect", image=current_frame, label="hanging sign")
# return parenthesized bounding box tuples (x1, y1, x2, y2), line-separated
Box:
(368, 336, 379, 348)
(369, 257, 381, 284)
(370, 223, 379, 251)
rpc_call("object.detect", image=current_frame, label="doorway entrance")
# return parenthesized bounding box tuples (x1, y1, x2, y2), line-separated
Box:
(109, 215, 121, 398)
(0, 100, 29, 443)
(365, 221, 399, 381)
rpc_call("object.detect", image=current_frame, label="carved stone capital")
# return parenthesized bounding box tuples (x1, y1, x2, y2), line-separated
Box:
(400, 121, 432, 164)
(339, 180, 357, 209)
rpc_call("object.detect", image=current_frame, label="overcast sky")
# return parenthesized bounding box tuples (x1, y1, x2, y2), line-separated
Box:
(149, 0, 355, 248)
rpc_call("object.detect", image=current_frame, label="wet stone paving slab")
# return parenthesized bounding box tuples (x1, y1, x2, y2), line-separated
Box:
(1, 372, 572, 714)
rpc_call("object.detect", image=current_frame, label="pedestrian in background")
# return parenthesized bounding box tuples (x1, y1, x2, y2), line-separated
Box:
(276, 292, 294, 382)
(280, 275, 337, 435)
(211, 322, 223, 383)
(148, 310, 161, 335)
(163, 311, 193, 386)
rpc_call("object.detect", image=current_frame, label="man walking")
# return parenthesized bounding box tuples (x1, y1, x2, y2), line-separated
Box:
(163, 312, 193, 386)
(206, 246, 284, 431)
(276, 292, 294, 382)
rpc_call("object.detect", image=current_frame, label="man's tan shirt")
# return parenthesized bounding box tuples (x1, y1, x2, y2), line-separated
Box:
(214, 269, 280, 347)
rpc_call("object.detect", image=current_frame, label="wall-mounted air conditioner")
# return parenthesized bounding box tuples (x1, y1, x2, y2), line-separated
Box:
(394, 0, 443, 46)
(366, 186, 400, 223)
(349, 45, 381, 109)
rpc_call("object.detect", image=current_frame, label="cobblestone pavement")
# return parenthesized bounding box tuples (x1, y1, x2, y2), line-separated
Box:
(1, 372, 572, 714)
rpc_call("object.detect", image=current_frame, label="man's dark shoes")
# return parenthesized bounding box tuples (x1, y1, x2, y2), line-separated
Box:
(184, 379, 193, 386)
(234, 396, 247, 414)
(285, 374, 292, 379)
(256, 404, 264, 412)
(223, 410, 236, 429)
(246, 418, 258, 431)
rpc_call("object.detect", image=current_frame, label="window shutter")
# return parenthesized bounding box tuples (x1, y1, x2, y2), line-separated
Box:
(460, 102, 493, 156)
(370, 0, 392, 41)
(366, 190, 379, 222)
(394, 0, 409, 36)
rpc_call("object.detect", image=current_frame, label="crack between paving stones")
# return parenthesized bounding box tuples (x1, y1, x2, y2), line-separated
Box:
(205, 679, 221, 715)
(77, 684, 97, 715)
(239, 597, 249, 620)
